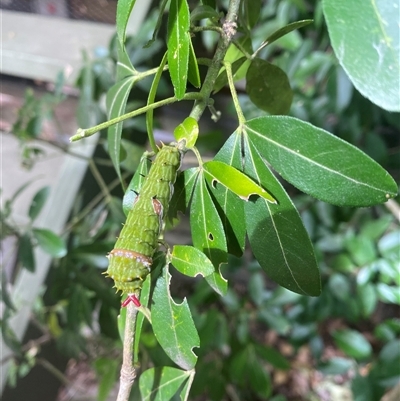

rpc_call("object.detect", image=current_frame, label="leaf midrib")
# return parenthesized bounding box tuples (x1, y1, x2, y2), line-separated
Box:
(245, 135, 309, 295)
(246, 125, 387, 194)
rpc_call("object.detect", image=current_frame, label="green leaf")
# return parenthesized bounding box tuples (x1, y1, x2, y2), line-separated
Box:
(243, 134, 321, 296)
(190, 5, 219, 22)
(229, 347, 250, 386)
(144, 0, 169, 48)
(345, 235, 377, 266)
(76, 55, 97, 129)
(329, 273, 351, 301)
(29, 186, 50, 221)
(139, 367, 191, 401)
(210, 133, 246, 256)
(93, 357, 119, 401)
(245, 116, 398, 206)
(190, 171, 228, 295)
(213, 36, 252, 93)
(106, 76, 136, 182)
(32, 228, 67, 258)
(242, 0, 261, 29)
(123, 153, 152, 216)
(174, 117, 199, 149)
(152, 265, 200, 370)
(256, 20, 314, 51)
(332, 329, 372, 359)
(357, 283, 378, 317)
(376, 283, 400, 304)
(119, 139, 146, 174)
(378, 230, 400, 258)
(67, 285, 93, 329)
(116, 41, 136, 81)
(1, 315, 22, 357)
(202, 0, 216, 8)
(171, 245, 215, 277)
(318, 357, 353, 375)
(246, 58, 293, 115)
(203, 160, 276, 203)
(168, 0, 190, 100)
(116, 0, 137, 45)
(188, 39, 201, 88)
(229, 345, 271, 397)
(226, 35, 253, 63)
(248, 357, 271, 399)
(19, 234, 35, 272)
(1, 271, 16, 311)
(167, 168, 199, 223)
(361, 215, 393, 240)
(323, 0, 400, 112)
(255, 344, 290, 370)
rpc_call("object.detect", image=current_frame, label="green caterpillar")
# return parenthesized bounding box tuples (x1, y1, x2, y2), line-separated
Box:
(106, 144, 182, 295)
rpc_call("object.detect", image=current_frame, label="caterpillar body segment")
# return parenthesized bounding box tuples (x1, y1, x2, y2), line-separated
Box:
(106, 144, 182, 294)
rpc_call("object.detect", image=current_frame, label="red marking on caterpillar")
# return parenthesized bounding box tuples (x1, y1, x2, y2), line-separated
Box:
(121, 294, 141, 307)
(109, 248, 152, 267)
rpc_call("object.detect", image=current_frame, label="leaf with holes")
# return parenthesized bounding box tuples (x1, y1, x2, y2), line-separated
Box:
(190, 171, 228, 295)
(167, 167, 199, 224)
(152, 265, 200, 370)
(243, 133, 321, 296)
(209, 133, 246, 257)
(203, 160, 276, 203)
(171, 245, 215, 277)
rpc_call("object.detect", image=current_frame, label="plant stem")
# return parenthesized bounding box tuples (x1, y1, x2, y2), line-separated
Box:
(36, 358, 71, 387)
(117, 300, 139, 401)
(192, 25, 223, 34)
(70, 92, 203, 142)
(231, 38, 252, 59)
(190, 0, 240, 122)
(224, 61, 246, 125)
(89, 159, 112, 203)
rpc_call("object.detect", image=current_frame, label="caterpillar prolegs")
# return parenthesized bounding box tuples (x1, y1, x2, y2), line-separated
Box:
(105, 144, 182, 297)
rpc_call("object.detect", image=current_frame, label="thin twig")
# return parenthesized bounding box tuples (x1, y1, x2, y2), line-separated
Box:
(36, 357, 71, 387)
(70, 92, 203, 142)
(385, 198, 400, 223)
(62, 171, 130, 235)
